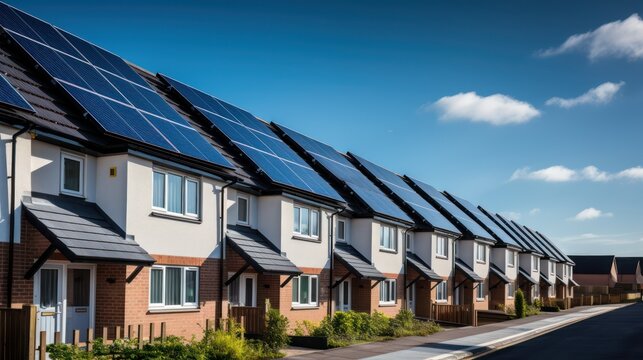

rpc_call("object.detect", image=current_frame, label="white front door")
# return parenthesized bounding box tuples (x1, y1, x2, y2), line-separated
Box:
(35, 265, 64, 346)
(336, 280, 351, 312)
(406, 283, 416, 313)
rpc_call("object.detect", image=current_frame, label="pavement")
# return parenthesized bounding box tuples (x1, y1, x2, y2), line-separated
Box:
(286, 303, 631, 359)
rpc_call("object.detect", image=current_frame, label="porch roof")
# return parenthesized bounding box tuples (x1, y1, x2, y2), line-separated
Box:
(569, 278, 580, 287)
(407, 253, 442, 282)
(22, 193, 155, 265)
(455, 258, 484, 282)
(489, 263, 511, 284)
(226, 225, 301, 275)
(518, 268, 538, 285)
(556, 275, 566, 285)
(334, 242, 385, 280)
(540, 272, 555, 287)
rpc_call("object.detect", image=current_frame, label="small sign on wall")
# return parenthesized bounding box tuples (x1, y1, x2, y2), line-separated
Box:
(109, 167, 117, 177)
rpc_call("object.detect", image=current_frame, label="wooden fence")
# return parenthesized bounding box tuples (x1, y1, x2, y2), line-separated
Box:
(0, 305, 36, 360)
(431, 303, 477, 326)
(229, 306, 265, 335)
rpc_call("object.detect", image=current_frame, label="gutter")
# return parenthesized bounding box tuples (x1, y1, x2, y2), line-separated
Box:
(7, 124, 31, 307)
(327, 207, 345, 316)
(218, 178, 239, 321)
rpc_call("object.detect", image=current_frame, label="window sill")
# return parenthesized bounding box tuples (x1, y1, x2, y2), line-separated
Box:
(150, 211, 201, 224)
(436, 255, 448, 260)
(434, 300, 448, 304)
(378, 303, 397, 307)
(147, 307, 200, 314)
(291, 305, 319, 310)
(379, 248, 398, 254)
(476, 298, 485, 302)
(292, 235, 321, 243)
(475, 260, 486, 264)
(59, 191, 85, 199)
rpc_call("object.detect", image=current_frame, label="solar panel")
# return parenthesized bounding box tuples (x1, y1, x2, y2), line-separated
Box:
(511, 222, 560, 260)
(0, 3, 233, 168)
(534, 231, 574, 264)
(442, 193, 520, 248)
(477, 206, 531, 251)
(160, 75, 344, 202)
(405, 177, 494, 241)
(522, 226, 565, 262)
(273, 124, 411, 222)
(348, 153, 458, 232)
(495, 214, 545, 256)
(0, 72, 34, 112)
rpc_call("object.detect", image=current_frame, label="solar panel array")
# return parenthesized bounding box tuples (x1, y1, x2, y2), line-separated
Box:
(0, 3, 233, 168)
(535, 231, 574, 264)
(274, 124, 409, 220)
(0, 72, 34, 112)
(160, 75, 343, 202)
(495, 214, 545, 255)
(348, 153, 458, 232)
(512, 221, 560, 260)
(406, 177, 494, 241)
(478, 206, 532, 250)
(443, 192, 521, 248)
(523, 226, 565, 262)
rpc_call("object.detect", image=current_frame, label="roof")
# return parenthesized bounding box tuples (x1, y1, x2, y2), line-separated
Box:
(615, 257, 641, 275)
(556, 275, 565, 285)
(568, 255, 616, 275)
(22, 193, 154, 265)
(407, 253, 443, 282)
(489, 263, 511, 284)
(334, 242, 385, 280)
(226, 225, 301, 275)
(540, 273, 554, 287)
(569, 278, 580, 287)
(455, 258, 484, 282)
(518, 268, 538, 285)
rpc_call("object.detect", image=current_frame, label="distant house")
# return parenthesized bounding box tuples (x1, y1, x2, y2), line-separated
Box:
(569, 255, 618, 294)
(615, 257, 643, 291)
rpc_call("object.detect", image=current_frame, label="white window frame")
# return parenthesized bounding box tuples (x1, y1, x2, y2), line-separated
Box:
(292, 274, 319, 308)
(532, 256, 539, 272)
(149, 265, 199, 310)
(549, 262, 555, 275)
(507, 282, 515, 299)
(379, 279, 397, 305)
(476, 282, 485, 301)
(507, 251, 515, 267)
(406, 232, 413, 252)
(436, 236, 448, 258)
(60, 152, 85, 197)
(227, 272, 257, 307)
(293, 205, 320, 239)
(237, 195, 249, 225)
(152, 168, 200, 218)
(475, 243, 487, 263)
(436, 281, 447, 302)
(548, 285, 556, 298)
(379, 225, 397, 252)
(336, 219, 346, 242)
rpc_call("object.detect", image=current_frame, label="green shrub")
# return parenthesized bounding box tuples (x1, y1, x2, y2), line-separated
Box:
(515, 289, 527, 318)
(525, 305, 540, 316)
(263, 308, 290, 352)
(540, 305, 560, 312)
(532, 298, 543, 308)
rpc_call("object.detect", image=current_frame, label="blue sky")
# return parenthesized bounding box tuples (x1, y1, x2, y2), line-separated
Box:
(9, 0, 643, 255)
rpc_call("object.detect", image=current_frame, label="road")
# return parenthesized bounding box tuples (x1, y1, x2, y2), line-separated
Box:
(481, 302, 643, 359)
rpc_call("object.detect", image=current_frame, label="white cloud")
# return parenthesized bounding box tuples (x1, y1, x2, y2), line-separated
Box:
(572, 207, 613, 221)
(510, 165, 643, 182)
(529, 208, 541, 216)
(539, 14, 643, 60)
(429, 92, 540, 125)
(546, 81, 624, 108)
(499, 211, 521, 221)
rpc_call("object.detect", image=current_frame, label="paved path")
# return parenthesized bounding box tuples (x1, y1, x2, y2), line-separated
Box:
(482, 301, 643, 359)
(287, 304, 629, 359)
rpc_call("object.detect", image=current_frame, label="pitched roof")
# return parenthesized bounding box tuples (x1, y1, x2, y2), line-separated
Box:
(23, 193, 154, 265)
(518, 268, 538, 285)
(334, 242, 385, 280)
(489, 263, 511, 284)
(569, 255, 616, 275)
(407, 253, 442, 282)
(540, 272, 554, 286)
(455, 258, 484, 282)
(615, 257, 641, 275)
(226, 225, 301, 275)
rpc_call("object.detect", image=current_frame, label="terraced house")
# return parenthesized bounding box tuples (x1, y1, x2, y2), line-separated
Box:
(0, 2, 577, 348)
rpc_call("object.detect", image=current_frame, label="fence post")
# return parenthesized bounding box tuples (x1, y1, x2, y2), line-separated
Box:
(206, 318, 212, 331)
(72, 330, 80, 346)
(87, 328, 94, 352)
(102, 327, 108, 341)
(38, 331, 47, 360)
(137, 324, 144, 349)
(149, 323, 155, 344)
(115, 326, 121, 340)
(24, 305, 37, 360)
(127, 325, 133, 339)
(54, 332, 61, 344)
(240, 316, 245, 340)
(160, 322, 167, 343)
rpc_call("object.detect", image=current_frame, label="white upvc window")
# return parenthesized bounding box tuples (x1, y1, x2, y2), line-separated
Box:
(548, 285, 556, 298)
(563, 264, 568, 277)
(292, 275, 318, 307)
(379, 279, 397, 304)
(336, 219, 346, 242)
(228, 273, 256, 307)
(532, 256, 539, 272)
(507, 282, 515, 299)
(475, 243, 487, 263)
(60, 152, 85, 196)
(406, 232, 413, 252)
(436, 281, 447, 302)
(507, 251, 515, 267)
(476, 283, 485, 300)
(379, 225, 397, 251)
(149, 265, 199, 309)
(237, 195, 249, 225)
(549, 262, 555, 275)
(293, 205, 320, 238)
(152, 169, 200, 218)
(436, 236, 448, 258)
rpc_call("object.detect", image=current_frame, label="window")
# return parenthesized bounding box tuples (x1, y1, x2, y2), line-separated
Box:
(228, 274, 256, 307)
(563, 265, 567, 277)
(379, 225, 397, 251)
(406, 233, 413, 252)
(507, 251, 515, 267)
(533, 285, 540, 299)
(436, 281, 447, 302)
(548, 285, 555, 297)
(152, 170, 200, 217)
(336, 219, 346, 242)
(61, 153, 84, 196)
(293, 205, 319, 238)
(475, 243, 487, 263)
(149, 266, 199, 309)
(237, 196, 249, 224)
(436, 236, 448, 258)
(379, 279, 396, 304)
(292, 275, 318, 307)
(532, 256, 539, 272)
(549, 262, 555, 275)
(507, 282, 515, 298)
(476, 283, 485, 300)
